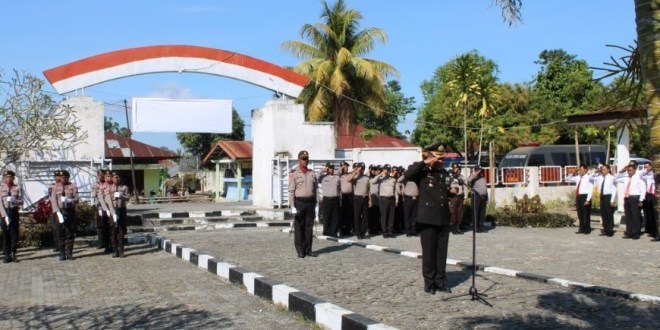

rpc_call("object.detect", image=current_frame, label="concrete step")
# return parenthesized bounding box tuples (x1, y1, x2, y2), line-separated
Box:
(127, 221, 292, 233)
(141, 215, 264, 226)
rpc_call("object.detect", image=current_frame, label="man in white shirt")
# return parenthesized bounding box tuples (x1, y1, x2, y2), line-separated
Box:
(614, 164, 646, 239)
(568, 165, 593, 234)
(590, 165, 617, 237)
(638, 163, 658, 240)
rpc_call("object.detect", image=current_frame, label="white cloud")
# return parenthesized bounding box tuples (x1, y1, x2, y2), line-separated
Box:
(146, 81, 196, 99)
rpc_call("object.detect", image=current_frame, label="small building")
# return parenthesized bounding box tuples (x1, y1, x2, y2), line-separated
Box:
(202, 141, 253, 201)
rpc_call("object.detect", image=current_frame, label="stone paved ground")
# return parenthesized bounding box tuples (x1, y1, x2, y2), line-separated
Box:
(0, 244, 312, 330)
(163, 227, 659, 329)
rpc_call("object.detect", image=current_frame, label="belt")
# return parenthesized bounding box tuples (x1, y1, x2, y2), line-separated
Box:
(353, 194, 368, 198)
(380, 196, 395, 199)
(295, 196, 315, 202)
(323, 196, 339, 200)
(404, 195, 417, 200)
(341, 193, 353, 197)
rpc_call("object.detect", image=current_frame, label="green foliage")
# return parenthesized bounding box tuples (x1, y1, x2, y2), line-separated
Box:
(176, 109, 245, 157)
(357, 80, 415, 139)
(511, 194, 546, 214)
(19, 219, 54, 248)
(492, 210, 575, 228)
(74, 203, 95, 235)
(104, 116, 130, 136)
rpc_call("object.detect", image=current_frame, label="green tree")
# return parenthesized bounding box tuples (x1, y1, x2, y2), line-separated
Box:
(357, 80, 415, 139)
(176, 109, 245, 157)
(104, 116, 130, 136)
(281, 0, 398, 137)
(0, 70, 85, 168)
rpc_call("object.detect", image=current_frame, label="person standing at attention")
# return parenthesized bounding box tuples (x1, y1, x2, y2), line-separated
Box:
(289, 150, 318, 258)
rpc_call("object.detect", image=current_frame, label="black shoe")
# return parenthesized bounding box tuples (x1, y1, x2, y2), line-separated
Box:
(651, 237, 660, 242)
(59, 253, 66, 261)
(622, 235, 633, 239)
(424, 285, 436, 295)
(584, 229, 592, 235)
(607, 232, 615, 237)
(575, 231, 584, 234)
(66, 252, 74, 260)
(3, 257, 10, 264)
(632, 235, 640, 240)
(52, 248, 59, 253)
(383, 234, 389, 238)
(306, 252, 318, 257)
(112, 250, 119, 258)
(11, 253, 17, 263)
(104, 247, 113, 254)
(297, 252, 305, 258)
(435, 283, 452, 293)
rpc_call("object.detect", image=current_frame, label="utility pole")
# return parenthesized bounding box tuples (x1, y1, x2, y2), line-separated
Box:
(124, 99, 139, 203)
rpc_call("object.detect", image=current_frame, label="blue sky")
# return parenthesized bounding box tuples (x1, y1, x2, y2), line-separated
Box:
(1, 1, 636, 151)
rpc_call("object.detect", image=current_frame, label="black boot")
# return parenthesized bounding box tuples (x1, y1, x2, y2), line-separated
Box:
(112, 248, 119, 258)
(11, 252, 17, 263)
(119, 246, 125, 258)
(66, 251, 73, 260)
(59, 251, 66, 261)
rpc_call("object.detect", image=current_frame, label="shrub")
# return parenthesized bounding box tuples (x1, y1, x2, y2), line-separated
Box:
(511, 194, 545, 214)
(492, 209, 575, 228)
(74, 203, 95, 235)
(19, 220, 54, 248)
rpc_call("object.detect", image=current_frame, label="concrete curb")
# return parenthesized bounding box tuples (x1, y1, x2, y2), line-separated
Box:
(143, 233, 398, 330)
(314, 235, 660, 305)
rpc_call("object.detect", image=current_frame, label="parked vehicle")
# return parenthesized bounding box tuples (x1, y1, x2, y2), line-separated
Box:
(499, 144, 607, 168)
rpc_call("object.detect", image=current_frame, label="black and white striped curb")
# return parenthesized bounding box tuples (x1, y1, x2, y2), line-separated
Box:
(144, 233, 397, 330)
(311, 234, 660, 305)
(140, 222, 293, 232)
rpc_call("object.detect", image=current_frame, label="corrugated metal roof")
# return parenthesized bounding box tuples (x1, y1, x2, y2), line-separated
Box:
(105, 131, 179, 159)
(336, 125, 415, 149)
(203, 141, 253, 163)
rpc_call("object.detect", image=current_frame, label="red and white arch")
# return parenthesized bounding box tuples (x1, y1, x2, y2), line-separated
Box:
(43, 45, 309, 98)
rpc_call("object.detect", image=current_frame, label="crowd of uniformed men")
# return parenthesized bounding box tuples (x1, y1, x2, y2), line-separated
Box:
(0, 168, 131, 263)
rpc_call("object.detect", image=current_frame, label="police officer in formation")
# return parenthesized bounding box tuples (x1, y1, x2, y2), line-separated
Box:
(368, 165, 382, 235)
(49, 170, 62, 252)
(106, 172, 130, 258)
(449, 163, 467, 235)
(590, 164, 617, 237)
(289, 150, 319, 258)
(338, 161, 354, 236)
(92, 169, 111, 253)
(318, 162, 340, 237)
(404, 143, 455, 294)
(639, 163, 658, 239)
(568, 165, 593, 235)
(50, 170, 79, 261)
(398, 166, 419, 237)
(1, 170, 23, 263)
(347, 162, 369, 239)
(374, 164, 398, 238)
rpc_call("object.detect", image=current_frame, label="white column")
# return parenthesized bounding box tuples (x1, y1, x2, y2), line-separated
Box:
(614, 127, 630, 224)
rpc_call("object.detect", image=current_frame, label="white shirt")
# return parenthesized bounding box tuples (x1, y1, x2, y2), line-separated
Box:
(590, 173, 616, 203)
(614, 173, 646, 201)
(638, 169, 656, 195)
(567, 174, 593, 201)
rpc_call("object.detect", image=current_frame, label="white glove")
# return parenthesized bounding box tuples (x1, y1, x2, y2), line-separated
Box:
(3, 217, 8, 226)
(60, 196, 69, 204)
(291, 207, 297, 215)
(315, 206, 319, 220)
(98, 209, 103, 216)
(56, 212, 64, 224)
(6, 196, 13, 203)
(112, 214, 118, 223)
(114, 192, 121, 199)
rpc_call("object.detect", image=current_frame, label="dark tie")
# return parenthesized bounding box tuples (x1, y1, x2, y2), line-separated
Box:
(601, 176, 606, 194)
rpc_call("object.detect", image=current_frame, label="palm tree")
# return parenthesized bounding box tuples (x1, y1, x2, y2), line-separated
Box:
(447, 53, 479, 168)
(493, 0, 659, 167)
(475, 75, 499, 164)
(281, 0, 398, 136)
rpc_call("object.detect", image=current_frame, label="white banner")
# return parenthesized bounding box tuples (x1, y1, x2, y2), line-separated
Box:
(131, 98, 232, 133)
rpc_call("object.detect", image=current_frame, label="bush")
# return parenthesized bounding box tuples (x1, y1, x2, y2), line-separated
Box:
(19, 220, 54, 248)
(512, 194, 545, 214)
(492, 209, 575, 228)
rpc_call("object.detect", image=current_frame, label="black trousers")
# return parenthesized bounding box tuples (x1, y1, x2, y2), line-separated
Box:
(623, 196, 642, 236)
(51, 213, 60, 250)
(95, 206, 111, 248)
(643, 193, 658, 235)
(321, 197, 339, 236)
(575, 194, 591, 232)
(57, 208, 76, 253)
(402, 196, 418, 235)
(418, 223, 450, 287)
(1, 208, 19, 255)
(110, 208, 127, 251)
(293, 199, 315, 254)
(600, 194, 614, 234)
(473, 193, 488, 230)
(368, 194, 381, 234)
(379, 196, 395, 235)
(339, 194, 354, 235)
(353, 195, 369, 236)
(449, 195, 464, 227)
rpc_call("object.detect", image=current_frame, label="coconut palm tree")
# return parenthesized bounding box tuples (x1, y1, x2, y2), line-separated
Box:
(281, 0, 398, 136)
(493, 0, 659, 167)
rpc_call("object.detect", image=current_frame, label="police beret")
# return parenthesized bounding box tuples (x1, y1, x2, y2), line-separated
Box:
(325, 162, 334, 168)
(60, 170, 70, 178)
(358, 162, 366, 168)
(340, 161, 349, 167)
(298, 150, 309, 159)
(54, 170, 62, 177)
(382, 164, 391, 170)
(352, 162, 359, 168)
(425, 142, 446, 159)
(112, 172, 120, 177)
(3, 170, 15, 177)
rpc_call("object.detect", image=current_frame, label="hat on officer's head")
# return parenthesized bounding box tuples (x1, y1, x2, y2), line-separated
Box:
(298, 150, 309, 159)
(60, 170, 70, 178)
(3, 170, 15, 177)
(54, 170, 62, 177)
(352, 162, 358, 168)
(325, 162, 334, 169)
(340, 161, 349, 167)
(358, 162, 366, 169)
(425, 142, 446, 159)
(112, 172, 120, 177)
(382, 164, 391, 171)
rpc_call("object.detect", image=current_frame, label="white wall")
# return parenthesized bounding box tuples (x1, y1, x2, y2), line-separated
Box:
(337, 147, 422, 168)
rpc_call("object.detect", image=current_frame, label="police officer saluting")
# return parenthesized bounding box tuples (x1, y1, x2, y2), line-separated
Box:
(404, 143, 456, 294)
(289, 150, 319, 258)
(338, 161, 354, 236)
(375, 164, 397, 238)
(50, 170, 79, 261)
(318, 162, 340, 237)
(1, 170, 23, 263)
(347, 162, 369, 239)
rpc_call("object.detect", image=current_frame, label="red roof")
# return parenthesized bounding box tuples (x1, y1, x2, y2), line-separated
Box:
(203, 141, 253, 163)
(105, 131, 179, 159)
(336, 125, 415, 149)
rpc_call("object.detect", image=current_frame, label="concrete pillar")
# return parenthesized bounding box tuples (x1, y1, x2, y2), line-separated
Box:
(614, 126, 630, 225)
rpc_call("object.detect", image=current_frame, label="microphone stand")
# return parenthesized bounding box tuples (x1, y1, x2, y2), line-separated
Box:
(468, 190, 491, 306)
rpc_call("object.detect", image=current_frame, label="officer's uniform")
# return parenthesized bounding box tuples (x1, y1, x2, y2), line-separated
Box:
(318, 163, 340, 237)
(404, 143, 454, 294)
(338, 161, 354, 236)
(0, 170, 23, 263)
(368, 166, 382, 234)
(348, 163, 369, 239)
(289, 150, 318, 258)
(398, 172, 419, 236)
(449, 167, 466, 234)
(49, 171, 62, 252)
(107, 173, 130, 258)
(50, 170, 79, 260)
(567, 169, 593, 234)
(375, 164, 397, 237)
